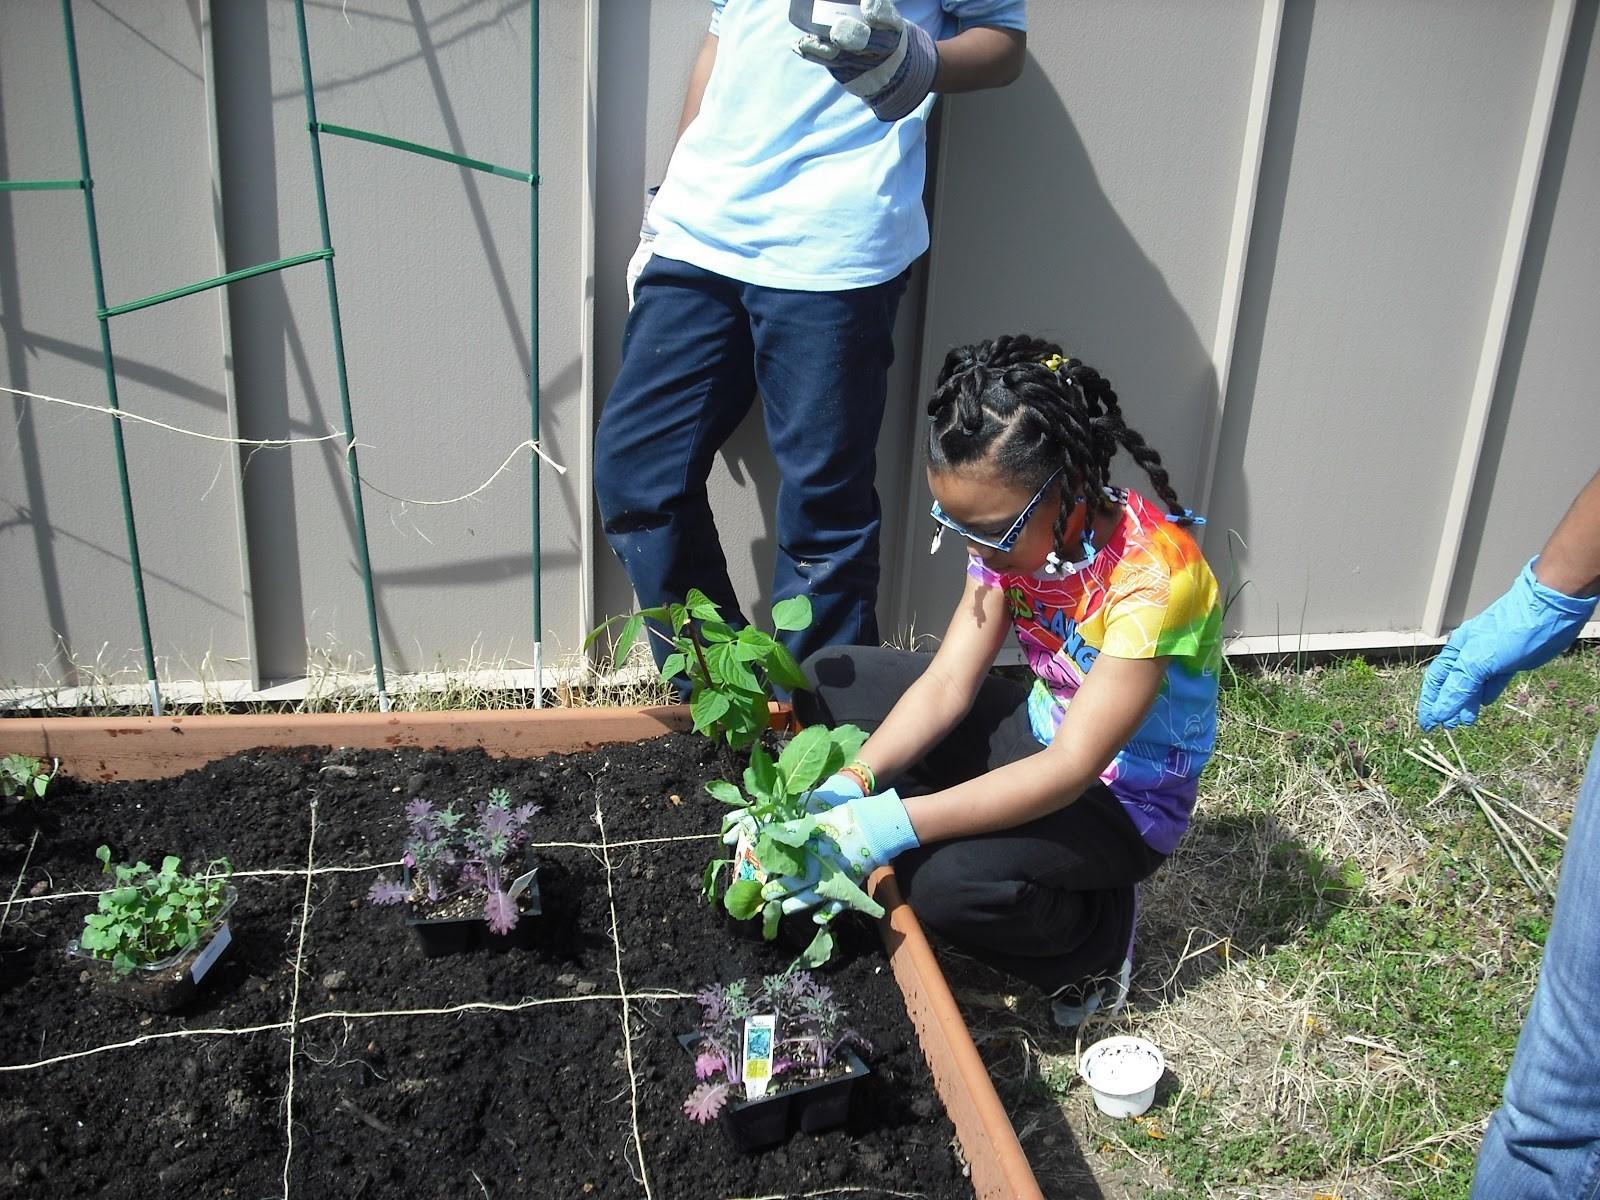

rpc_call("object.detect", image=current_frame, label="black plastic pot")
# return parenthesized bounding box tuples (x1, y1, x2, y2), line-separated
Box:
(678, 1032, 871, 1153)
(403, 860, 542, 958)
(67, 886, 239, 1013)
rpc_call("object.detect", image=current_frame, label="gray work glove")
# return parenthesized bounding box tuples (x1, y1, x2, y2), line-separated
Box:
(625, 185, 660, 309)
(794, 0, 938, 123)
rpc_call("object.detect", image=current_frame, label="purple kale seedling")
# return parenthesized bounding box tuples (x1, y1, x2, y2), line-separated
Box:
(367, 786, 540, 933)
(682, 969, 869, 1123)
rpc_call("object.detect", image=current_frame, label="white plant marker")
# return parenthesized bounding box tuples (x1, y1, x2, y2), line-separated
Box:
(742, 1014, 777, 1100)
(189, 922, 232, 983)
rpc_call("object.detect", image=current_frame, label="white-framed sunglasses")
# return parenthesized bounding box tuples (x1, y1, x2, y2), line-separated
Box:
(929, 467, 1065, 554)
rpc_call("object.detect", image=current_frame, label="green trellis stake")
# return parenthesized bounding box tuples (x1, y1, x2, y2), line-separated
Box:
(4, 1, 544, 713)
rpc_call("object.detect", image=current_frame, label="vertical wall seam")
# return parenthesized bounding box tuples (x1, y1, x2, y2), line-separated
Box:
(1195, 0, 1284, 541)
(200, 0, 260, 691)
(1422, 0, 1577, 637)
(578, 0, 598, 656)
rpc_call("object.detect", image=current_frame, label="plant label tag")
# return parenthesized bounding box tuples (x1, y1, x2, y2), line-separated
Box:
(507, 868, 538, 903)
(190, 922, 232, 984)
(733, 835, 767, 885)
(741, 1014, 777, 1100)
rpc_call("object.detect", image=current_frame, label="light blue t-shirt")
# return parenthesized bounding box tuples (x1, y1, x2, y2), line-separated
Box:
(648, 0, 1026, 291)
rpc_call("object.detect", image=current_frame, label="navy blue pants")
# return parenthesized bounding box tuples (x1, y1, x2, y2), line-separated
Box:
(594, 256, 909, 672)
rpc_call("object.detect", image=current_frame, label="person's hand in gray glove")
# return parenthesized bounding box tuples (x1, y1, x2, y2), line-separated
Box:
(625, 186, 659, 309)
(794, 0, 938, 123)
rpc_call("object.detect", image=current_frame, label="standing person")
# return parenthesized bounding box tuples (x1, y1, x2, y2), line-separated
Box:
(594, 0, 1026, 680)
(730, 335, 1220, 1025)
(1417, 468, 1600, 1200)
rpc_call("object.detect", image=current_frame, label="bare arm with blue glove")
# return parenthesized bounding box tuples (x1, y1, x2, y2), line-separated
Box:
(794, 0, 1024, 123)
(1419, 469, 1600, 730)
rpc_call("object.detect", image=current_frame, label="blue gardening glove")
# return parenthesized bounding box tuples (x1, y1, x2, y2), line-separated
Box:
(719, 771, 865, 848)
(1418, 558, 1598, 730)
(625, 186, 659, 309)
(794, 0, 938, 123)
(760, 790, 919, 922)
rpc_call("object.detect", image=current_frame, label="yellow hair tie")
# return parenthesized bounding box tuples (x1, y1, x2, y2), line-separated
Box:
(1041, 353, 1065, 372)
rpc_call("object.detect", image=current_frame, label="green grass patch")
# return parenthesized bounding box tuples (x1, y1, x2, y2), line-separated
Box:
(1085, 644, 1599, 1199)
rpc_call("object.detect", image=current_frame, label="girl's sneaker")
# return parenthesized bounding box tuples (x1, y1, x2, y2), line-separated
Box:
(1050, 954, 1131, 1029)
(1050, 888, 1138, 1030)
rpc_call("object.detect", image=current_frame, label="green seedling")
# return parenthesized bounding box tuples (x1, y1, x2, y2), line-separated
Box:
(78, 846, 232, 975)
(703, 722, 881, 968)
(587, 589, 812, 753)
(1, 753, 57, 800)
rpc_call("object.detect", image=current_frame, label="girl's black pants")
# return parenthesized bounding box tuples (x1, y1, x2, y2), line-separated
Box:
(795, 646, 1164, 993)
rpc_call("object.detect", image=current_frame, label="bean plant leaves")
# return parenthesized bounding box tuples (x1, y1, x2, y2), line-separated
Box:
(731, 632, 772, 663)
(691, 688, 732, 735)
(766, 644, 809, 692)
(705, 642, 759, 694)
(684, 588, 721, 622)
(660, 651, 688, 681)
(771, 595, 812, 632)
(830, 724, 869, 763)
(725, 691, 770, 752)
(699, 618, 736, 643)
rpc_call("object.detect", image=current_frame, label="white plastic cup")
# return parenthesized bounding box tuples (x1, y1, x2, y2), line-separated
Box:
(1078, 1035, 1165, 1119)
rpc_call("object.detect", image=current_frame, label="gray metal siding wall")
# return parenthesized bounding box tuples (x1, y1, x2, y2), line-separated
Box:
(1449, 0, 1600, 626)
(1, 3, 246, 687)
(1210, 0, 1554, 642)
(210, 1, 588, 684)
(3, 1, 1598, 694)
(3, 1, 588, 692)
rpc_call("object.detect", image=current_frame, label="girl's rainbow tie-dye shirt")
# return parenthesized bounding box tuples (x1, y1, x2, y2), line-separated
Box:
(966, 489, 1222, 854)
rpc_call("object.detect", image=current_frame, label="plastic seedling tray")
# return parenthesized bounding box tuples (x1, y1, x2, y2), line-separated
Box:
(67, 885, 239, 1013)
(402, 858, 542, 958)
(678, 1032, 870, 1153)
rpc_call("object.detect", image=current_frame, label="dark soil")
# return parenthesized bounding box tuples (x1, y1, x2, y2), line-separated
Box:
(0, 732, 974, 1198)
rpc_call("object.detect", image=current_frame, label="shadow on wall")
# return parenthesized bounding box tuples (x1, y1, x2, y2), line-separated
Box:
(591, 26, 1233, 642)
(898, 50, 1229, 635)
(591, 1, 783, 634)
(0, 95, 73, 683)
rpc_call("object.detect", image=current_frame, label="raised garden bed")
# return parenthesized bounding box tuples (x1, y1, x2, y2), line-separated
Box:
(1, 707, 1042, 1199)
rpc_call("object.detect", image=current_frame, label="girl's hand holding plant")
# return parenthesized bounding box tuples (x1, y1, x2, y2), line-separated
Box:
(719, 769, 865, 848)
(762, 790, 919, 921)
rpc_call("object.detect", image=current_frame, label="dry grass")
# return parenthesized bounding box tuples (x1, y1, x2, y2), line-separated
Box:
(0, 636, 675, 717)
(943, 648, 1599, 1200)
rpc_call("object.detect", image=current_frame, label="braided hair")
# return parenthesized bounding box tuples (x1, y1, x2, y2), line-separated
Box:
(926, 334, 1192, 560)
